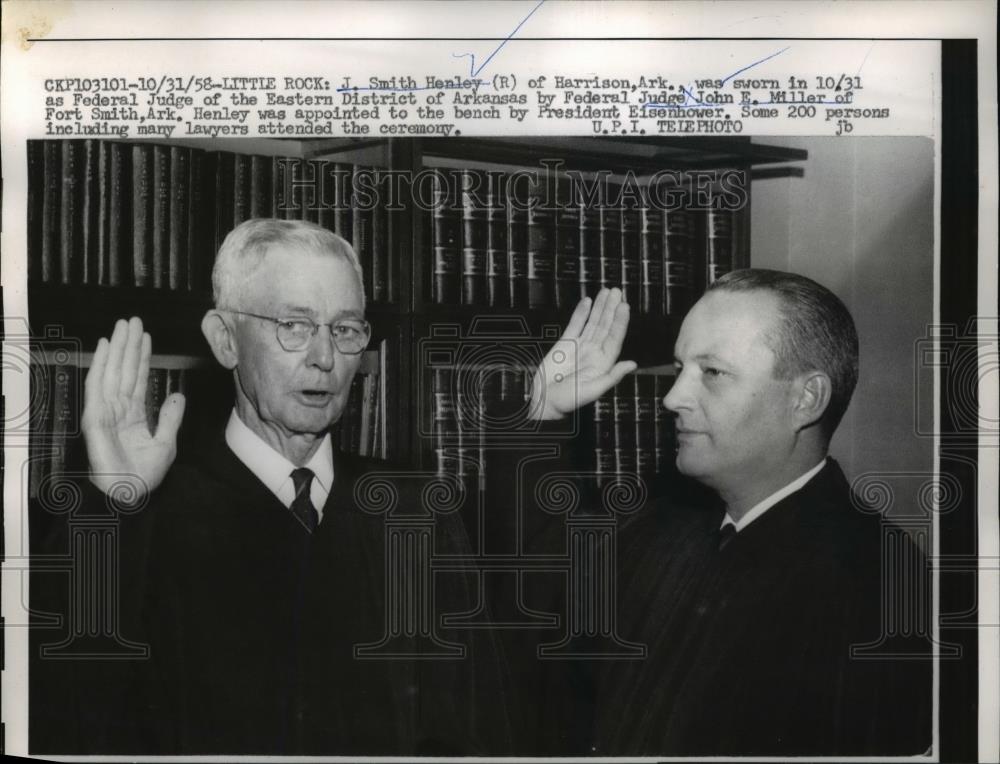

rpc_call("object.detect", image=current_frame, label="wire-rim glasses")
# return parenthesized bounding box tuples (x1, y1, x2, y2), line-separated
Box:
(224, 309, 371, 354)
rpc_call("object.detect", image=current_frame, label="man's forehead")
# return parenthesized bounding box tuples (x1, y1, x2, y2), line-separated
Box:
(675, 290, 781, 359)
(246, 247, 362, 309)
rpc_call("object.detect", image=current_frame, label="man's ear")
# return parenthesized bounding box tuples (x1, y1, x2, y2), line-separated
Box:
(791, 371, 832, 431)
(201, 310, 239, 370)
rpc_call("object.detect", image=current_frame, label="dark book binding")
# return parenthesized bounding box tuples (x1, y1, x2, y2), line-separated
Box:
(151, 145, 171, 289)
(169, 146, 190, 291)
(59, 140, 82, 285)
(131, 144, 153, 288)
(431, 169, 461, 304)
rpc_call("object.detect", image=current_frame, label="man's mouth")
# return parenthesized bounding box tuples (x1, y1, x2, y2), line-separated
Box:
(297, 389, 335, 405)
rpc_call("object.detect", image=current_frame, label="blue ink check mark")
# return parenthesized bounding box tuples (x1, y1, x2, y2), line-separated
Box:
(452, 0, 547, 78)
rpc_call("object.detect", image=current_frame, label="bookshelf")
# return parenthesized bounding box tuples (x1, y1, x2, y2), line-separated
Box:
(26, 135, 806, 497)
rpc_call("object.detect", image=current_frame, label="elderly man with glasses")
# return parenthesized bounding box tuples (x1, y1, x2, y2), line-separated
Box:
(81, 220, 518, 755)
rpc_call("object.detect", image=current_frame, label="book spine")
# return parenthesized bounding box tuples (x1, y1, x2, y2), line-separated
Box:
(431, 169, 461, 304)
(333, 163, 353, 239)
(554, 177, 581, 309)
(249, 155, 271, 219)
(578, 184, 602, 301)
(613, 379, 637, 475)
(186, 149, 212, 292)
(169, 146, 190, 291)
(705, 207, 734, 285)
(620, 204, 641, 308)
(270, 156, 295, 219)
(526, 175, 555, 309)
(634, 375, 656, 480)
(378, 340, 388, 459)
(639, 204, 664, 315)
(485, 173, 509, 307)
(371, 170, 389, 303)
(593, 391, 615, 487)
(313, 160, 333, 229)
(599, 184, 622, 289)
(107, 142, 130, 287)
(348, 374, 364, 454)
(49, 365, 77, 481)
(131, 144, 153, 287)
(663, 208, 696, 316)
(41, 141, 61, 283)
(732, 203, 750, 270)
(151, 145, 171, 289)
(292, 158, 318, 223)
(432, 367, 459, 476)
(59, 140, 82, 285)
(232, 153, 252, 226)
(80, 140, 101, 285)
(352, 165, 374, 303)
(95, 142, 112, 285)
(27, 141, 45, 283)
(506, 188, 529, 308)
(653, 375, 673, 474)
(144, 367, 168, 435)
(213, 152, 235, 252)
(460, 170, 488, 306)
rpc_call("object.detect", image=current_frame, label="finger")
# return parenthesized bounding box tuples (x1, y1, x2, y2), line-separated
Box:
(102, 319, 129, 401)
(579, 361, 638, 403)
(561, 296, 592, 340)
(132, 333, 153, 407)
(154, 392, 186, 446)
(580, 288, 609, 344)
(118, 317, 145, 398)
(601, 300, 632, 357)
(84, 337, 110, 411)
(593, 288, 622, 345)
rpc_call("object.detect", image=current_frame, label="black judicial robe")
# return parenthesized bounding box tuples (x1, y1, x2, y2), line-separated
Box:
(590, 459, 932, 756)
(134, 434, 512, 755)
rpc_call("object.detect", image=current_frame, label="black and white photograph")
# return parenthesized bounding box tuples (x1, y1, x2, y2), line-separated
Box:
(1, 2, 996, 761)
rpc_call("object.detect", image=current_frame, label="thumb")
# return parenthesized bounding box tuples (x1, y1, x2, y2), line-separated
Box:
(154, 392, 186, 445)
(607, 360, 638, 386)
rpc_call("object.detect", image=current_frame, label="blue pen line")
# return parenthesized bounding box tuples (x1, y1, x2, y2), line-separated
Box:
(643, 46, 791, 109)
(719, 45, 790, 86)
(453, 0, 547, 78)
(335, 83, 491, 93)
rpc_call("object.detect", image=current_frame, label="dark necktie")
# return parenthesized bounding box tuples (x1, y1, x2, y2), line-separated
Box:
(717, 522, 737, 551)
(290, 467, 319, 533)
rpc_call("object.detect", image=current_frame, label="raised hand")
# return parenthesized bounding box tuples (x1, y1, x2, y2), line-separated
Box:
(529, 288, 637, 421)
(81, 317, 186, 502)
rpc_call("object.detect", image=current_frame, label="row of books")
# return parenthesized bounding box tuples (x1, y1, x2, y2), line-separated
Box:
(427, 365, 675, 487)
(28, 349, 386, 501)
(427, 168, 747, 312)
(26, 139, 394, 303)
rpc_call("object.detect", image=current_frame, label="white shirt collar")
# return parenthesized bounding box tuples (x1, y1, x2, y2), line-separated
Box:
(721, 458, 828, 533)
(224, 410, 334, 520)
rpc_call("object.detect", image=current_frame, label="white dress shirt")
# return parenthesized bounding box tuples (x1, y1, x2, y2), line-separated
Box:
(224, 410, 334, 522)
(721, 458, 828, 533)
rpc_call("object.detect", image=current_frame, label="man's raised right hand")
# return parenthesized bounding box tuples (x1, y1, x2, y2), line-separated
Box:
(81, 317, 186, 502)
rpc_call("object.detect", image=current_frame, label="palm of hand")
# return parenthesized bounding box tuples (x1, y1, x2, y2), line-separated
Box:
(82, 318, 185, 502)
(530, 289, 637, 420)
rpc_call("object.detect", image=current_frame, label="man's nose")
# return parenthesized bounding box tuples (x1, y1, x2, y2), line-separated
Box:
(662, 371, 692, 413)
(304, 325, 337, 370)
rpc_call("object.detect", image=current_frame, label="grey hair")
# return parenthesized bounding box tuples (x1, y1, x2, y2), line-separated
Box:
(707, 268, 859, 438)
(212, 218, 366, 309)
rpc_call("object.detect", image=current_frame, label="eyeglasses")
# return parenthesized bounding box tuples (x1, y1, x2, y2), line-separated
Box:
(225, 310, 371, 354)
